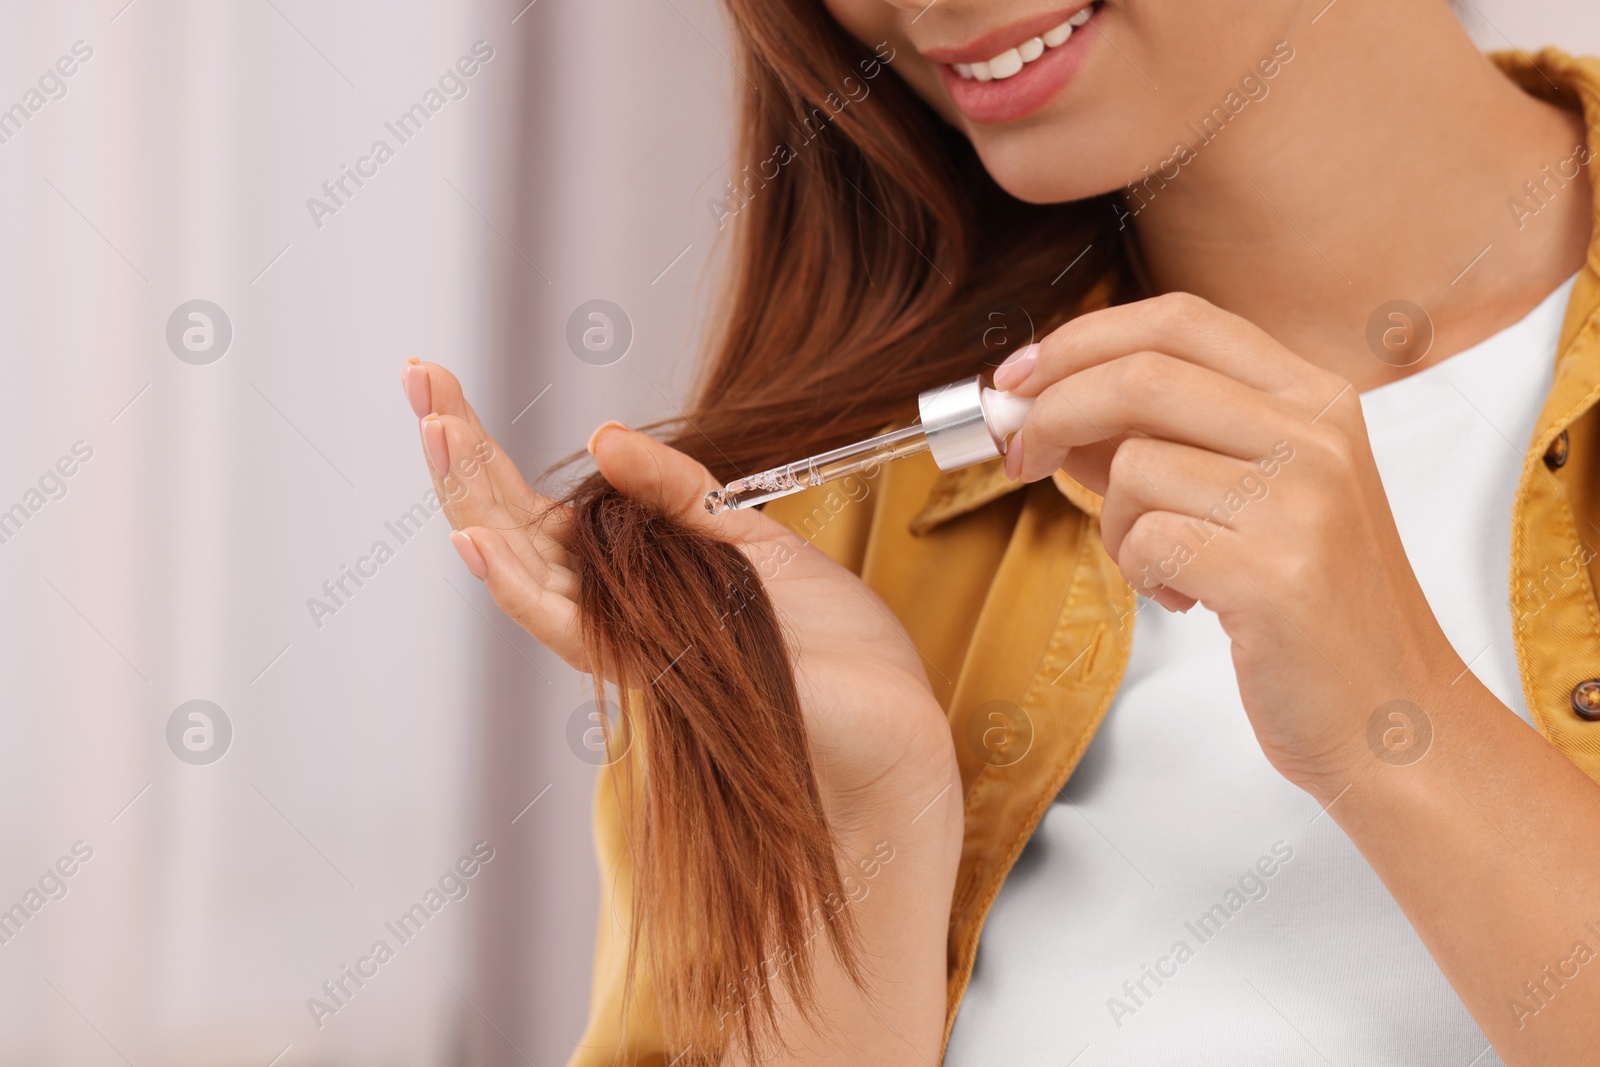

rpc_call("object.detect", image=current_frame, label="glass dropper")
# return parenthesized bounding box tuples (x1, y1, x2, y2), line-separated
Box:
(704, 375, 1034, 515)
(704, 422, 931, 513)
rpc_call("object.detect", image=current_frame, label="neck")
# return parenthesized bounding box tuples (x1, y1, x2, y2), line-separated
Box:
(1128, 1, 1592, 391)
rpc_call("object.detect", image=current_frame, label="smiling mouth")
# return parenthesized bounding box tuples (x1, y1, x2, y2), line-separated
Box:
(929, 2, 1105, 125)
(950, 4, 1097, 82)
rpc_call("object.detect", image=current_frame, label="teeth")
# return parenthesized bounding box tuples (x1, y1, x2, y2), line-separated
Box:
(988, 47, 1024, 79)
(952, 6, 1093, 81)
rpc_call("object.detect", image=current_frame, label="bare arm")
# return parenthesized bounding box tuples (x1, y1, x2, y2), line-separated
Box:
(1316, 675, 1600, 1063)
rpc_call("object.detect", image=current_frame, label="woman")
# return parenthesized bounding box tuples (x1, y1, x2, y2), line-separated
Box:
(400, 0, 1600, 1062)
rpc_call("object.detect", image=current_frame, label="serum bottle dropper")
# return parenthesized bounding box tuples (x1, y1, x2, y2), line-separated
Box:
(703, 375, 1034, 514)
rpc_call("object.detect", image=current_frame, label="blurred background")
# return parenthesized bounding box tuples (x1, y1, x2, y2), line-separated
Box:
(0, 1, 1594, 1065)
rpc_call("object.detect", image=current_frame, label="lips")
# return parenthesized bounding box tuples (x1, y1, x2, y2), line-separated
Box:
(928, 2, 1103, 125)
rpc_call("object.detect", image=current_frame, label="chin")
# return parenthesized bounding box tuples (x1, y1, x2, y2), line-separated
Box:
(968, 127, 1130, 206)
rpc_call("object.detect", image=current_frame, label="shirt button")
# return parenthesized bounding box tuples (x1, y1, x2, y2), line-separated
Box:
(1544, 430, 1569, 470)
(1574, 679, 1600, 721)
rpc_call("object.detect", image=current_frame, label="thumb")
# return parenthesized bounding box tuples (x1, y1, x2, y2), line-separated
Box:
(587, 422, 757, 538)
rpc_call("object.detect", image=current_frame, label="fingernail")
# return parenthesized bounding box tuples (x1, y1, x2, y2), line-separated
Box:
(1004, 428, 1025, 480)
(402, 358, 431, 419)
(422, 414, 450, 475)
(993, 343, 1040, 391)
(586, 419, 629, 455)
(451, 531, 487, 580)
(402, 358, 432, 418)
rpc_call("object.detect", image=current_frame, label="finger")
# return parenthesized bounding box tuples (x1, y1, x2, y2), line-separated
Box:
(996, 292, 1321, 399)
(1058, 438, 1122, 497)
(407, 358, 482, 430)
(453, 527, 587, 669)
(525, 498, 576, 561)
(1146, 584, 1198, 614)
(423, 413, 504, 525)
(402, 357, 434, 418)
(1115, 508, 1236, 607)
(405, 359, 542, 520)
(1097, 437, 1268, 563)
(1017, 352, 1301, 482)
(588, 423, 768, 543)
(423, 413, 572, 571)
(1049, 438, 1198, 611)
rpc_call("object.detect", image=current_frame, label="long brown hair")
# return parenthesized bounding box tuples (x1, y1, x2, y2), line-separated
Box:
(558, 0, 1126, 1058)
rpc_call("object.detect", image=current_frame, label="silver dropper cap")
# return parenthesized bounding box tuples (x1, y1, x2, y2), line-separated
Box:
(917, 375, 1031, 471)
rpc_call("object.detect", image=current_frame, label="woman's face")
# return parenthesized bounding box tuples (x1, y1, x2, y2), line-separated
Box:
(822, 0, 1304, 204)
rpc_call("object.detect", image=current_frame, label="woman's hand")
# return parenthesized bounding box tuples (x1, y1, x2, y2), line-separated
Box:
(401, 359, 961, 1063)
(992, 292, 1463, 789)
(400, 359, 589, 668)
(401, 358, 958, 813)
(996, 294, 1600, 1065)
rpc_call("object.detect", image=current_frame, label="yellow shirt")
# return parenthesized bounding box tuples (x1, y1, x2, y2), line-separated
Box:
(572, 48, 1600, 1064)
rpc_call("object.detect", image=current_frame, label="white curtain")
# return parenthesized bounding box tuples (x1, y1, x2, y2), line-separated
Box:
(0, 0, 727, 1062)
(0, 0, 1590, 1065)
